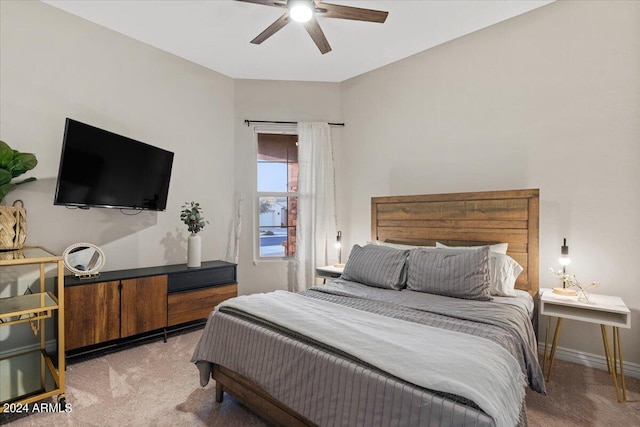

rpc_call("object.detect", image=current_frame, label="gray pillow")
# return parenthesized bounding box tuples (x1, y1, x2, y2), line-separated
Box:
(406, 246, 492, 300)
(342, 244, 409, 290)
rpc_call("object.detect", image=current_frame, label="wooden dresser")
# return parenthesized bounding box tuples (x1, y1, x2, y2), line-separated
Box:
(63, 260, 237, 354)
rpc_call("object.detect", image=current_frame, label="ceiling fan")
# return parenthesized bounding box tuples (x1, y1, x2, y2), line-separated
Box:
(236, 0, 388, 54)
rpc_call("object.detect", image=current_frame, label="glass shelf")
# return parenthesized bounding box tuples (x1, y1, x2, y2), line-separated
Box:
(0, 245, 65, 410)
(0, 350, 58, 404)
(0, 292, 58, 321)
(0, 247, 61, 266)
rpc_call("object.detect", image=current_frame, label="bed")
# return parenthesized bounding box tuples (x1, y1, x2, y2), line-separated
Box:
(192, 189, 544, 427)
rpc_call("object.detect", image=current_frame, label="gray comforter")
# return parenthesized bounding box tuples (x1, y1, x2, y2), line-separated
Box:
(311, 280, 546, 395)
(192, 280, 545, 427)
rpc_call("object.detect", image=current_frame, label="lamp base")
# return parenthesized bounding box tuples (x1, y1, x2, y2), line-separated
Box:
(552, 287, 577, 296)
(334, 263, 345, 268)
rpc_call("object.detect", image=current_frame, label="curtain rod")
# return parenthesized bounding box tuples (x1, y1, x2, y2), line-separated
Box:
(244, 119, 345, 127)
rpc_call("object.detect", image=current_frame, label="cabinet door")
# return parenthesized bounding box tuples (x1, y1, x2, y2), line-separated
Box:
(65, 281, 120, 350)
(120, 275, 167, 338)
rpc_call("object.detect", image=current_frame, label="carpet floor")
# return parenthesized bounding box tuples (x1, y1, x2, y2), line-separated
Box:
(1, 328, 639, 426)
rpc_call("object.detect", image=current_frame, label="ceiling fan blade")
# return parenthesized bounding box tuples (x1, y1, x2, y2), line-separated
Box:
(303, 16, 331, 54)
(236, 0, 287, 8)
(251, 13, 291, 44)
(316, 2, 388, 23)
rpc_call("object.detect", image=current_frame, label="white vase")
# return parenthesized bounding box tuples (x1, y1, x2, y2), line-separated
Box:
(187, 233, 201, 268)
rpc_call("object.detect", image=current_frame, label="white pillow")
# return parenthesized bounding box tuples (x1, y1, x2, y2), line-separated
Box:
(488, 253, 523, 297)
(434, 242, 521, 296)
(435, 242, 508, 254)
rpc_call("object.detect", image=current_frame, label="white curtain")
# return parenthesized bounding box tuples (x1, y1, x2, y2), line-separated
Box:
(224, 191, 243, 264)
(293, 122, 337, 292)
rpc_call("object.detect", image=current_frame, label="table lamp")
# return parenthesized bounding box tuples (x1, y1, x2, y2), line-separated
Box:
(553, 238, 577, 296)
(334, 231, 345, 268)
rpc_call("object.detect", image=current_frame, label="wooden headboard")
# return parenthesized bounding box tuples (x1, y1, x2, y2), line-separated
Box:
(371, 189, 539, 295)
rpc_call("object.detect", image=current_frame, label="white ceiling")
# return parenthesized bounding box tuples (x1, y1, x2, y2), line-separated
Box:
(43, 0, 554, 83)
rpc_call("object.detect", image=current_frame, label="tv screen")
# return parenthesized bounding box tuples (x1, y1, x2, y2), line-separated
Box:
(54, 118, 174, 211)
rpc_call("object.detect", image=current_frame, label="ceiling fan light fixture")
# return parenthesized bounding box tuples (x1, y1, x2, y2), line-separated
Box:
(288, 0, 313, 23)
(238, 0, 388, 54)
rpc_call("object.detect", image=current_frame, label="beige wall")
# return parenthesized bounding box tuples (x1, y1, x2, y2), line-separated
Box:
(340, 1, 640, 365)
(0, 1, 235, 347)
(233, 80, 343, 295)
(0, 1, 235, 269)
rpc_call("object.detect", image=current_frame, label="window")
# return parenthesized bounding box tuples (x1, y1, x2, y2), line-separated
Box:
(257, 133, 298, 258)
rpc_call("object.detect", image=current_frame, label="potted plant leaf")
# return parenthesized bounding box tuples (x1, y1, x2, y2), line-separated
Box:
(0, 140, 37, 250)
(0, 140, 38, 204)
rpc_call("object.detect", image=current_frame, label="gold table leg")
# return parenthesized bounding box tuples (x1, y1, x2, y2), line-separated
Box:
(57, 259, 66, 398)
(615, 327, 627, 402)
(601, 325, 627, 403)
(545, 317, 563, 382)
(601, 325, 612, 373)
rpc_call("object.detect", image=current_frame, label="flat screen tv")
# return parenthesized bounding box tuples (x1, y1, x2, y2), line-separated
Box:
(54, 118, 174, 211)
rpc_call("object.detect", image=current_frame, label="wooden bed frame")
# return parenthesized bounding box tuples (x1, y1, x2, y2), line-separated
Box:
(213, 188, 540, 427)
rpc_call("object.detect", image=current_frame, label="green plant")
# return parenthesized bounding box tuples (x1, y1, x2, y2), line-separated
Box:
(180, 201, 208, 234)
(0, 141, 38, 203)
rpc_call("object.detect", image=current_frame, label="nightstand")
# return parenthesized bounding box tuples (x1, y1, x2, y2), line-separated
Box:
(540, 288, 631, 402)
(316, 264, 344, 281)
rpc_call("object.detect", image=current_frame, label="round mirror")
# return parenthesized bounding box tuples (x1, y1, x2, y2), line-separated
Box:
(63, 243, 106, 279)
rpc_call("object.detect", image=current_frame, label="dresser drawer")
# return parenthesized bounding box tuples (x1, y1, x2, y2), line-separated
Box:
(167, 284, 237, 326)
(168, 265, 236, 293)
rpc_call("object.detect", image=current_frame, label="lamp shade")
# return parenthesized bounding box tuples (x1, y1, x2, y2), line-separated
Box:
(559, 238, 570, 266)
(552, 237, 577, 295)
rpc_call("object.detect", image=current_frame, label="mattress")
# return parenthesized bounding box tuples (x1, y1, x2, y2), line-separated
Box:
(192, 280, 545, 427)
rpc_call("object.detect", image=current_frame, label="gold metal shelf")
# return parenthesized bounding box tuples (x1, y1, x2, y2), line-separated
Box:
(0, 246, 62, 266)
(0, 292, 58, 322)
(0, 350, 59, 405)
(0, 246, 66, 410)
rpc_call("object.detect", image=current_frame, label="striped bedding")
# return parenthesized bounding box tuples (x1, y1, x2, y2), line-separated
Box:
(192, 280, 545, 426)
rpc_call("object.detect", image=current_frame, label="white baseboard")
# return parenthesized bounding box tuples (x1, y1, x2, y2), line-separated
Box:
(0, 339, 58, 358)
(539, 341, 640, 379)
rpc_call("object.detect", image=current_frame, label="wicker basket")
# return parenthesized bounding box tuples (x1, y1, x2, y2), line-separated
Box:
(0, 200, 26, 250)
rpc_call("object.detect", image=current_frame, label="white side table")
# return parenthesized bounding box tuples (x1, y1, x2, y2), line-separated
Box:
(316, 264, 344, 282)
(540, 288, 631, 402)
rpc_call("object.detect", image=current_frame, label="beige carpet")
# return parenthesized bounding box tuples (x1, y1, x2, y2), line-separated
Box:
(2, 329, 639, 426)
(526, 358, 640, 427)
